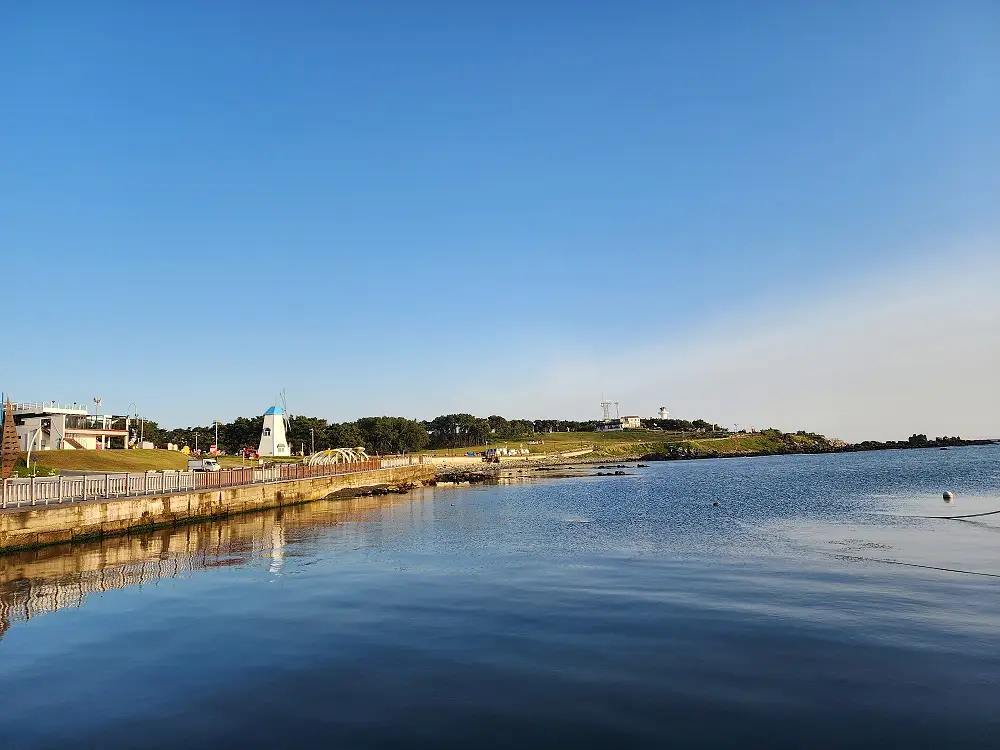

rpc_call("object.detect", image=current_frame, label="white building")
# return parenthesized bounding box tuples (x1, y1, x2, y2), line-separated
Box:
(658, 407, 669, 420)
(258, 406, 290, 457)
(597, 415, 642, 431)
(12, 401, 130, 451)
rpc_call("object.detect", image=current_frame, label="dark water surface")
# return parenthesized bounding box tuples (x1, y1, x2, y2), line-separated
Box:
(2, 447, 999, 748)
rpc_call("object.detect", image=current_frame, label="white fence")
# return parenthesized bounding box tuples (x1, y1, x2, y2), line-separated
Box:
(1, 455, 427, 510)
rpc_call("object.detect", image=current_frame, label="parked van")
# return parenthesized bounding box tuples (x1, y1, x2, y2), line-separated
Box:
(187, 458, 221, 472)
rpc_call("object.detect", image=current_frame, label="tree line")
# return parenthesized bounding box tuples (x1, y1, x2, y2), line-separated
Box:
(134, 413, 724, 455)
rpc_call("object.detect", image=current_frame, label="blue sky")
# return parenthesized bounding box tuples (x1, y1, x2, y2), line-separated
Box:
(3, 2, 998, 439)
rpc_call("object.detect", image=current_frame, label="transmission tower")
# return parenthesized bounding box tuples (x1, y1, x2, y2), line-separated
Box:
(600, 401, 621, 421)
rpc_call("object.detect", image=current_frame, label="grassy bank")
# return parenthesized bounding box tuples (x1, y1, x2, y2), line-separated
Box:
(594, 432, 835, 460)
(422, 430, 706, 457)
(20, 450, 309, 473)
(18, 431, 836, 474)
(20, 449, 190, 473)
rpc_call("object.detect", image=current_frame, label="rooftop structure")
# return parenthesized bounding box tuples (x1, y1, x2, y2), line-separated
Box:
(12, 400, 131, 451)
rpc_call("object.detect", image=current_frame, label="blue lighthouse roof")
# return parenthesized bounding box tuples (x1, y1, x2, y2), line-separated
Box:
(264, 406, 284, 415)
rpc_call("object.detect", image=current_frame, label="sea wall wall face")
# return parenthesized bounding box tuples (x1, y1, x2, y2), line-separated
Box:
(0, 465, 435, 553)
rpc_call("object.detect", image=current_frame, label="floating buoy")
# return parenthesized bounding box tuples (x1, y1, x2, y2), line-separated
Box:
(712, 501, 719, 507)
(943, 491, 954, 502)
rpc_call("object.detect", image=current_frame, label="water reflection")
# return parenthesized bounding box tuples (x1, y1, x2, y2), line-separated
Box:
(0, 491, 433, 639)
(1, 450, 998, 749)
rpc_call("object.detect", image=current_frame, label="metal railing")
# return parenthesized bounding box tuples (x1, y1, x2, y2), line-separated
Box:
(12, 402, 88, 413)
(1, 454, 426, 510)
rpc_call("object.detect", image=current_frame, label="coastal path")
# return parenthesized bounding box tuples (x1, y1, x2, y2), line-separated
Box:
(1, 455, 425, 510)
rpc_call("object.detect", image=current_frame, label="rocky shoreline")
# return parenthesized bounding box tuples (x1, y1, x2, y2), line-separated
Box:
(428, 437, 998, 486)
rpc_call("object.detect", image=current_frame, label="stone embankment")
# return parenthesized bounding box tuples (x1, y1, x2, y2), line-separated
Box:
(431, 456, 606, 485)
(0, 464, 434, 554)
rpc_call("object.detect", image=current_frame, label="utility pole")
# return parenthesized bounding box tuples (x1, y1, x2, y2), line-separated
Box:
(310, 427, 315, 454)
(125, 402, 137, 449)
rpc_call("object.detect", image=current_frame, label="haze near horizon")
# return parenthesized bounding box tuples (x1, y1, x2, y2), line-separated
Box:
(3, 2, 997, 441)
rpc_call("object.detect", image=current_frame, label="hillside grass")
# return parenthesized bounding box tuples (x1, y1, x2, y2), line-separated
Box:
(18, 431, 833, 472)
(23, 449, 190, 472)
(423, 430, 704, 456)
(559, 432, 833, 459)
(685, 433, 826, 454)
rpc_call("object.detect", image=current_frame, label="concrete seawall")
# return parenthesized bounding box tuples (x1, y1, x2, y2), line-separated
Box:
(0, 464, 435, 553)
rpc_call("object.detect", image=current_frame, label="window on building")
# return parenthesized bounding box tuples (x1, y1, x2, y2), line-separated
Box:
(264, 428, 271, 436)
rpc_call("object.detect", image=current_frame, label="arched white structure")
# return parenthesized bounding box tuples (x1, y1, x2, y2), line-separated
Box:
(306, 447, 369, 466)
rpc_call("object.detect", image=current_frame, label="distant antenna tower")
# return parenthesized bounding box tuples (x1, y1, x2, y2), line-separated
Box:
(601, 401, 614, 421)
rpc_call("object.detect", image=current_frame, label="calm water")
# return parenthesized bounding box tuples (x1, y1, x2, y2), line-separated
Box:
(1, 447, 998, 749)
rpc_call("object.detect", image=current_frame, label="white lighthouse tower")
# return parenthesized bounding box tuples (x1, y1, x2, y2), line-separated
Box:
(258, 406, 290, 457)
(658, 407, 670, 420)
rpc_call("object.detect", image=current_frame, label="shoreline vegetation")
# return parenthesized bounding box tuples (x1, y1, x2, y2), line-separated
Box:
(14, 423, 995, 479)
(431, 432, 997, 484)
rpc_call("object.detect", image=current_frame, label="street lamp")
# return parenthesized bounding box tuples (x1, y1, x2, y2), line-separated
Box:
(310, 427, 315, 454)
(126, 402, 137, 449)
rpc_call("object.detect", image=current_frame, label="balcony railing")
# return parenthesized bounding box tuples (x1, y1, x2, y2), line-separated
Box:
(12, 401, 88, 413)
(63, 416, 128, 431)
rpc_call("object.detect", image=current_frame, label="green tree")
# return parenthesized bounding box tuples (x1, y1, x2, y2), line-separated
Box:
(328, 422, 365, 449)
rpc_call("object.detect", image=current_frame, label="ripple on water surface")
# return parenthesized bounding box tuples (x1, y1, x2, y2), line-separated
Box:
(0, 446, 998, 749)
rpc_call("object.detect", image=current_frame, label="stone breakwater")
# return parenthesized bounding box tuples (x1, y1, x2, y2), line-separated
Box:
(431, 460, 604, 485)
(0, 464, 434, 554)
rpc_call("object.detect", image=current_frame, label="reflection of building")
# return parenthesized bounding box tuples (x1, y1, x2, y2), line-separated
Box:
(13, 401, 130, 450)
(0, 489, 433, 640)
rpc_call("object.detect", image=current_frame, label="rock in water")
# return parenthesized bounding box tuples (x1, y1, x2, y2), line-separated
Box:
(943, 491, 954, 502)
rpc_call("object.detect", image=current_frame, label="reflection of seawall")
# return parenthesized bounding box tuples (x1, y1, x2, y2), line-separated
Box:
(0, 464, 434, 552)
(0, 491, 437, 640)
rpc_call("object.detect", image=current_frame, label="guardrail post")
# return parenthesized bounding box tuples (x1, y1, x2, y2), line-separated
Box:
(30, 475, 36, 506)
(105, 474, 110, 498)
(2, 477, 7, 509)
